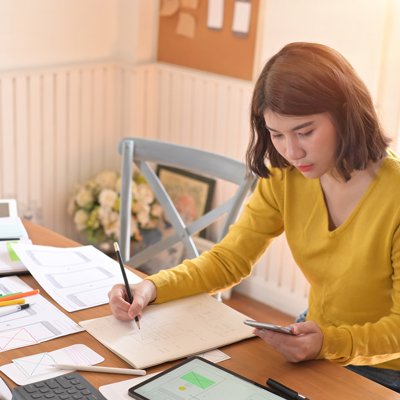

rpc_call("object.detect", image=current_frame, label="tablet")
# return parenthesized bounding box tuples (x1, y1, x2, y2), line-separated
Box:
(0, 199, 18, 217)
(128, 356, 285, 399)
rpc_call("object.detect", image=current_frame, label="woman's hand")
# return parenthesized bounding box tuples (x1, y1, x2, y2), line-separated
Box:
(254, 321, 323, 362)
(108, 279, 157, 321)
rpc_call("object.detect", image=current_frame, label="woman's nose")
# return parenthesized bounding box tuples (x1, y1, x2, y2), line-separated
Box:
(286, 138, 305, 161)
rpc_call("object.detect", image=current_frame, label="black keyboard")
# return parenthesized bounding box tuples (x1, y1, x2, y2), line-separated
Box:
(11, 372, 107, 400)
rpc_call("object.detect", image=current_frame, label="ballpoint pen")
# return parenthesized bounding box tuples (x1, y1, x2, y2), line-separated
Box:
(267, 378, 310, 400)
(114, 242, 141, 330)
(0, 303, 30, 317)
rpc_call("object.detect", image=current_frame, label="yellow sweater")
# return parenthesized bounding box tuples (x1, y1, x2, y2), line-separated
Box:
(148, 153, 400, 369)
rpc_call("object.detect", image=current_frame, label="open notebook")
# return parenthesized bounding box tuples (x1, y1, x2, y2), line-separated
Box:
(79, 293, 254, 369)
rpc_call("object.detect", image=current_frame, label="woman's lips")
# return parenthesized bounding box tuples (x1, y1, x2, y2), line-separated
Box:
(297, 164, 313, 172)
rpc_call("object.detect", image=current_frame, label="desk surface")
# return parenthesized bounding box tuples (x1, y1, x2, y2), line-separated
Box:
(1, 221, 399, 399)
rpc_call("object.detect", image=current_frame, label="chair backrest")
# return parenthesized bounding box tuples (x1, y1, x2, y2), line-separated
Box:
(118, 137, 257, 266)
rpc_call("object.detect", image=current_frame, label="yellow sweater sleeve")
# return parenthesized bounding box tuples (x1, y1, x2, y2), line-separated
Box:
(147, 155, 400, 370)
(318, 215, 400, 367)
(147, 177, 284, 303)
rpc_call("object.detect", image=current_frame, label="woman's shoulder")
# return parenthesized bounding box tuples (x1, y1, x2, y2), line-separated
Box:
(381, 149, 400, 176)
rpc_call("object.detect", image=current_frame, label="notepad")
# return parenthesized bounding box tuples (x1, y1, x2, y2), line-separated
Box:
(0, 217, 28, 240)
(79, 294, 254, 369)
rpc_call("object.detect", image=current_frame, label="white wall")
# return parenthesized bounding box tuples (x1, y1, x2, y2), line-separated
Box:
(0, 0, 160, 70)
(256, 0, 400, 146)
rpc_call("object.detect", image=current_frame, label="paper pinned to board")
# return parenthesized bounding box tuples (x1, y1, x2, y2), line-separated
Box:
(232, 0, 251, 35)
(181, 0, 199, 9)
(207, 0, 224, 30)
(160, 0, 179, 16)
(176, 11, 196, 38)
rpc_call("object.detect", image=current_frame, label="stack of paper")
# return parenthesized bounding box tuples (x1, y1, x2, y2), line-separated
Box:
(0, 276, 83, 353)
(11, 243, 142, 312)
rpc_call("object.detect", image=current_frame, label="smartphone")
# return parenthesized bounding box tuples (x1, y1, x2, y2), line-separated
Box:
(244, 319, 294, 335)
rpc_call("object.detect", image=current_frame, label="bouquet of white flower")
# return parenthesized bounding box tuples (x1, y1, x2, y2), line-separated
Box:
(68, 170, 164, 252)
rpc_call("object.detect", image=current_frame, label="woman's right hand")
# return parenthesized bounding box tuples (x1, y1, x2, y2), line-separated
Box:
(108, 279, 157, 321)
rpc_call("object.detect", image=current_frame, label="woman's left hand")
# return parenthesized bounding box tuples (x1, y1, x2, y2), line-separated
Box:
(254, 321, 323, 362)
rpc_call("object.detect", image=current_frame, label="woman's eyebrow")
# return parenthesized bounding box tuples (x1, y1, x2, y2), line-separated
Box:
(266, 120, 314, 133)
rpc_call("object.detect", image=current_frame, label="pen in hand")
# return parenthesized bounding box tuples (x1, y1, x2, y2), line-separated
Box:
(267, 378, 309, 400)
(114, 242, 141, 330)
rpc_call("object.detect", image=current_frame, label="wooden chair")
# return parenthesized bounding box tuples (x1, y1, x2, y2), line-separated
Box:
(118, 137, 257, 273)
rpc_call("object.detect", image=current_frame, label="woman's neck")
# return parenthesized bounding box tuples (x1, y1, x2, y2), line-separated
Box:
(319, 160, 383, 230)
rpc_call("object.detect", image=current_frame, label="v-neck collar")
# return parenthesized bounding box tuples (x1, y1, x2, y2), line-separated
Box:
(317, 158, 388, 235)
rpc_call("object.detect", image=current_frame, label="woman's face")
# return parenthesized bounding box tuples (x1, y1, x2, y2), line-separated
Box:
(264, 110, 337, 179)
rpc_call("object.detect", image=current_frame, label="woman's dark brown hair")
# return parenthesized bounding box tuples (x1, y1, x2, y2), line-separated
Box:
(246, 42, 390, 180)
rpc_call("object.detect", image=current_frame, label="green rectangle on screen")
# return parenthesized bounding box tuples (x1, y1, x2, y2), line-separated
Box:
(181, 371, 215, 389)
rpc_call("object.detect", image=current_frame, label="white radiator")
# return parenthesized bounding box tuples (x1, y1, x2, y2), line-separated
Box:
(0, 63, 123, 238)
(0, 61, 308, 315)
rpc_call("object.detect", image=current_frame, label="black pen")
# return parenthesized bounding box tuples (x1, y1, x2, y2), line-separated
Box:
(267, 378, 309, 400)
(114, 242, 141, 330)
(0, 303, 30, 317)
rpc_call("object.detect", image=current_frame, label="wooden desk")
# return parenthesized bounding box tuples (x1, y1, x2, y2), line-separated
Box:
(1, 221, 399, 399)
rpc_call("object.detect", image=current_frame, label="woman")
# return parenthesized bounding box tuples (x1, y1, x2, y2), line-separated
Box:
(108, 42, 400, 392)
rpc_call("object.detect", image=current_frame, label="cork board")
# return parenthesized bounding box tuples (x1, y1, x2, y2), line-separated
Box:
(157, 0, 259, 80)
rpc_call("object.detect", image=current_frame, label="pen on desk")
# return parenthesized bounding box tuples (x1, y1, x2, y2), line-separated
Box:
(0, 298, 25, 307)
(0, 237, 20, 241)
(51, 363, 146, 376)
(267, 378, 309, 400)
(0, 289, 40, 302)
(0, 303, 30, 317)
(114, 242, 141, 330)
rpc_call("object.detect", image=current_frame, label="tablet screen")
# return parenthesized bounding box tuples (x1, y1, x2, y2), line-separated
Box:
(128, 356, 284, 399)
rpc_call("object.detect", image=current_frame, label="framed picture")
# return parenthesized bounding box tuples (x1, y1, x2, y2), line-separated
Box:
(156, 165, 216, 238)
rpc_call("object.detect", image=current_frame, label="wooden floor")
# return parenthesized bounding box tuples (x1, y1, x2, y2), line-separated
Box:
(223, 291, 294, 326)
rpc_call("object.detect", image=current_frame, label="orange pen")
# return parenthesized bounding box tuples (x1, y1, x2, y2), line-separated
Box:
(0, 289, 40, 302)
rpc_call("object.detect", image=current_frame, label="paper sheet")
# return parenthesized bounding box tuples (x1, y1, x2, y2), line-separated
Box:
(99, 350, 229, 400)
(0, 276, 82, 352)
(100, 372, 159, 400)
(207, 0, 224, 29)
(11, 244, 142, 312)
(160, 0, 179, 16)
(181, 0, 198, 9)
(232, 0, 251, 35)
(80, 293, 253, 369)
(0, 344, 104, 385)
(176, 11, 196, 38)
